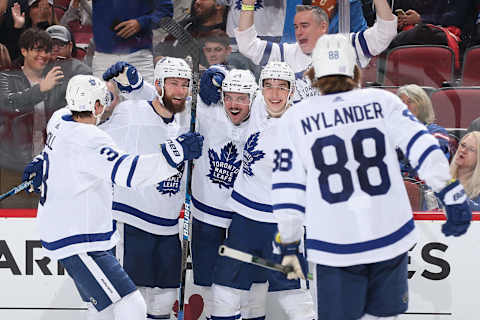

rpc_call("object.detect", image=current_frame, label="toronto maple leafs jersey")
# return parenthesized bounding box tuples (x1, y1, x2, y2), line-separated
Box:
(227, 97, 279, 223)
(234, 15, 397, 103)
(37, 108, 179, 260)
(100, 99, 190, 235)
(191, 98, 249, 228)
(271, 88, 452, 267)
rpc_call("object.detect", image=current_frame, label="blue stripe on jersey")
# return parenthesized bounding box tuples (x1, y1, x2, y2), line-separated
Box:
(126, 156, 139, 187)
(405, 130, 428, 160)
(357, 30, 372, 58)
(161, 144, 178, 168)
(305, 218, 414, 254)
(41, 226, 117, 251)
(279, 43, 285, 62)
(147, 314, 170, 319)
(260, 42, 273, 66)
(112, 202, 178, 226)
(231, 190, 272, 213)
(191, 196, 234, 219)
(272, 203, 305, 213)
(272, 183, 306, 191)
(211, 314, 242, 320)
(351, 33, 361, 67)
(413, 145, 441, 172)
(111, 154, 128, 184)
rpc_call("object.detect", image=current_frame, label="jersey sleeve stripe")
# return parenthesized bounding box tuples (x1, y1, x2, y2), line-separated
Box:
(112, 202, 178, 226)
(161, 144, 178, 168)
(41, 225, 117, 251)
(357, 30, 372, 58)
(191, 196, 234, 219)
(272, 183, 306, 191)
(260, 41, 274, 66)
(279, 43, 285, 62)
(305, 218, 414, 254)
(272, 203, 305, 213)
(231, 190, 272, 213)
(413, 145, 441, 172)
(111, 154, 128, 184)
(126, 155, 139, 188)
(405, 130, 428, 160)
(351, 33, 362, 67)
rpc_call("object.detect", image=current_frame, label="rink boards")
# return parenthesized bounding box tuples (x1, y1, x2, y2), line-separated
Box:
(0, 210, 479, 320)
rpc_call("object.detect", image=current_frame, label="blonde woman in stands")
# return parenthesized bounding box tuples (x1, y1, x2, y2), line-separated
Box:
(450, 131, 480, 211)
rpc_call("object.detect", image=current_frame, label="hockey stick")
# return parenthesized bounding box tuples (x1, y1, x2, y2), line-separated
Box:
(158, 17, 201, 320)
(0, 180, 33, 202)
(218, 245, 314, 280)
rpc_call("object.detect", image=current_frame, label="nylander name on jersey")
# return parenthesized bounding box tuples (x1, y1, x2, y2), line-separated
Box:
(300, 102, 384, 135)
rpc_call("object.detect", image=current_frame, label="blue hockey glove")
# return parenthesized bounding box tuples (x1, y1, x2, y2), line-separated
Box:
(161, 132, 204, 168)
(435, 180, 472, 237)
(199, 66, 226, 105)
(102, 61, 143, 93)
(273, 233, 308, 280)
(22, 154, 44, 194)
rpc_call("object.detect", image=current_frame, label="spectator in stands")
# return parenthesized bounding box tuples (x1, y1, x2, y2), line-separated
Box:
(450, 131, 480, 210)
(396, 84, 450, 177)
(0, 43, 12, 71)
(154, 0, 226, 66)
(59, 0, 92, 27)
(91, 0, 173, 84)
(0, 28, 91, 172)
(25, 0, 58, 29)
(468, 116, 480, 133)
(46, 24, 83, 61)
(0, 1, 28, 62)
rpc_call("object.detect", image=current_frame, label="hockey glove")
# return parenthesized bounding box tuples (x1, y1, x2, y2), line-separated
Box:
(161, 132, 204, 168)
(273, 233, 308, 280)
(102, 61, 143, 93)
(199, 66, 226, 105)
(22, 154, 44, 194)
(435, 180, 472, 237)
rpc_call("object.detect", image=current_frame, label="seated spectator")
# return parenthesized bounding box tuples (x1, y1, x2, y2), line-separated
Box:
(91, 0, 173, 84)
(468, 116, 480, 134)
(0, 1, 28, 62)
(154, 0, 226, 66)
(46, 24, 83, 61)
(0, 43, 12, 71)
(25, 0, 59, 29)
(396, 84, 450, 177)
(0, 28, 91, 172)
(450, 131, 480, 210)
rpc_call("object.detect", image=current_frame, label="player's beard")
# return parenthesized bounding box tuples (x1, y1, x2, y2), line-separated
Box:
(162, 95, 186, 114)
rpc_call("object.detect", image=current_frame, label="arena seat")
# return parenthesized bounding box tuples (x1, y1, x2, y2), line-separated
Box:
(430, 87, 480, 129)
(383, 45, 455, 88)
(461, 45, 480, 86)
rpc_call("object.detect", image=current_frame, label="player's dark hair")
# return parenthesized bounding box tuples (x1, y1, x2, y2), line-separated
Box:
(307, 65, 361, 95)
(199, 29, 230, 48)
(71, 111, 93, 119)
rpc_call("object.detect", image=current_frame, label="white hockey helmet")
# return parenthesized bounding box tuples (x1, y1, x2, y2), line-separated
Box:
(259, 61, 296, 111)
(312, 33, 356, 79)
(66, 75, 111, 123)
(221, 69, 257, 110)
(154, 57, 192, 99)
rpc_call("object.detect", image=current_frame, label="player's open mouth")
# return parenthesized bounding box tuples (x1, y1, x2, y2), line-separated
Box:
(230, 109, 240, 115)
(298, 39, 308, 45)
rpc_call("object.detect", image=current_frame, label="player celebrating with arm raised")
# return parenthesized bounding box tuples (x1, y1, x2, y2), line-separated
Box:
(22, 74, 203, 320)
(100, 57, 196, 320)
(190, 67, 260, 320)
(210, 61, 315, 320)
(271, 34, 472, 320)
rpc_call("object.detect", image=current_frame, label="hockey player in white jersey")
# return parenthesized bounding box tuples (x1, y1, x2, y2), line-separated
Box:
(100, 57, 194, 320)
(191, 67, 262, 320)
(271, 34, 472, 320)
(235, 0, 397, 103)
(210, 61, 315, 320)
(21, 74, 204, 320)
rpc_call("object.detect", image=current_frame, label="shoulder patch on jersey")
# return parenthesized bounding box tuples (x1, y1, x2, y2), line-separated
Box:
(207, 142, 242, 189)
(243, 132, 265, 176)
(156, 163, 185, 196)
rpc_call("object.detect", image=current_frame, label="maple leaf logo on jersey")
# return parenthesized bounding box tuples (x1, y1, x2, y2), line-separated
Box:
(234, 0, 263, 10)
(156, 163, 185, 196)
(207, 142, 242, 189)
(243, 132, 265, 176)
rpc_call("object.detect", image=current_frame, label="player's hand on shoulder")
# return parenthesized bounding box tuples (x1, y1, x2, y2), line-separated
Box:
(273, 233, 307, 280)
(22, 154, 44, 194)
(102, 61, 143, 93)
(161, 132, 204, 168)
(199, 65, 227, 106)
(435, 180, 472, 237)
